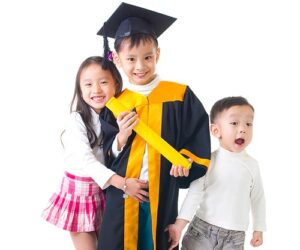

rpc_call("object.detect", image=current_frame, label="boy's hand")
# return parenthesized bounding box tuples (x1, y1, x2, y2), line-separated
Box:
(165, 219, 188, 250)
(250, 231, 263, 247)
(116, 111, 138, 150)
(170, 158, 193, 177)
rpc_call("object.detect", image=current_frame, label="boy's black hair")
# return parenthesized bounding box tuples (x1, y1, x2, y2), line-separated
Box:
(210, 96, 254, 123)
(114, 33, 158, 52)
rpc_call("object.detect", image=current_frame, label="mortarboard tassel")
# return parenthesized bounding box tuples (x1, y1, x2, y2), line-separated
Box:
(102, 22, 113, 68)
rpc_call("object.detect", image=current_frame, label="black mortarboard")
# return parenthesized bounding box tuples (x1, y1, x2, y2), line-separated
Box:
(97, 2, 177, 39)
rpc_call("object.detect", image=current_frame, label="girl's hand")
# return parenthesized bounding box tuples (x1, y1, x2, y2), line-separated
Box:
(116, 111, 138, 150)
(169, 158, 193, 177)
(108, 175, 148, 202)
(124, 178, 149, 202)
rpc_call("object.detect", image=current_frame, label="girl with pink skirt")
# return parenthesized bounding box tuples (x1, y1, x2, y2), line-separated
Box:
(42, 56, 148, 250)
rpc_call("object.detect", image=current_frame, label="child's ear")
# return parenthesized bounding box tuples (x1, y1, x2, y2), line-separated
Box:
(210, 123, 221, 138)
(156, 47, 160, 63)
(112, 52, 121, 67)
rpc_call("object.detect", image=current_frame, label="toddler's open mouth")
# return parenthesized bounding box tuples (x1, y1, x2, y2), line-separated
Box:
(235, 138, 245, 145)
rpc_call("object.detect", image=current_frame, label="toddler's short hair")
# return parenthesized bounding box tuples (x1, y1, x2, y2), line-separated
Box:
(210, 96, 254, 123)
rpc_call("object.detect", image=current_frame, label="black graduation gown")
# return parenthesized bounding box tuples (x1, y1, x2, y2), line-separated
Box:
(98, 81, 211, 250)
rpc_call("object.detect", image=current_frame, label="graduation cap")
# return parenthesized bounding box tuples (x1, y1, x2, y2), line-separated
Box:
(97, 2, 177, 39)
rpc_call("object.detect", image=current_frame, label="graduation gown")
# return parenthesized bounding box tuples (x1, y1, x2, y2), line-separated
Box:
(98, 81, 211, 250)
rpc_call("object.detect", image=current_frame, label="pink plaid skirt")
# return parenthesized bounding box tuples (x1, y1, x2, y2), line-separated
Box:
(42, 172, 105, 232)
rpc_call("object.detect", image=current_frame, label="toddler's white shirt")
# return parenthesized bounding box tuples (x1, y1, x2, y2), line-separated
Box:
(178, 147, 266, 231)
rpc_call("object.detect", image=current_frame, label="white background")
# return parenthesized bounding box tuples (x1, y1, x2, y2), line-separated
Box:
(0, 0, 299, 249)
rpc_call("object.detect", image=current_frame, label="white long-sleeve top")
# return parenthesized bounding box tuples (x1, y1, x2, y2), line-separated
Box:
(112, 75, 161, 180)
(63, 109, 115, 189)
(178, 147, 266, 232)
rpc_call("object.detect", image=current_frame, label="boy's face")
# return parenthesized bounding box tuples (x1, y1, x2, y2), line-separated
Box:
(211, 105, 254, 153)
(113, 38, 160, 85)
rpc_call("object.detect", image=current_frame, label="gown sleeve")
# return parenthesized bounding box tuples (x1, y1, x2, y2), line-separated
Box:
(99, 107, 119, 168)
(176, 86, 211, 188)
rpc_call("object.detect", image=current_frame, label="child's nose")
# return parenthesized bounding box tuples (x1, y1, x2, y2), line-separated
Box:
(93, 84, 103, 93)
(135, 59, 144, 70)
(239, 125, 246, 133)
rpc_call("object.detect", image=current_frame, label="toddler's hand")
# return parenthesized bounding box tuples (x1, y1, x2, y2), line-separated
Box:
(165, 218, 188, 250)
(250, 231, 263, 247)
(165, 223, 181, 250)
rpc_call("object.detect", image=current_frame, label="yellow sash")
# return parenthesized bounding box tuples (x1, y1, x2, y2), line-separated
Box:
(106, 97, 191, 169)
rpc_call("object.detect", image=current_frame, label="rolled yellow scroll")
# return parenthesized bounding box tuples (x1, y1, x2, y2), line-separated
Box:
(106, 97, 191, 169)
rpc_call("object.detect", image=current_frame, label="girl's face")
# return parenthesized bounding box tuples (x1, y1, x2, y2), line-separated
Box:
(113, 39, 160, 85)
(80, 63, 116, 113)
(211, 105, 254, 153)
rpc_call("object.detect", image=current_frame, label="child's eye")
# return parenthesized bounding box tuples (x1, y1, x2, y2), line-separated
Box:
(145, 56, 152, 60)
(127, 57, 135, 62)
(247, 122, 253, 127)
(230, 122, 238, 126)
(85, 83, 92, 87)
(100, 81, 107, 85)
